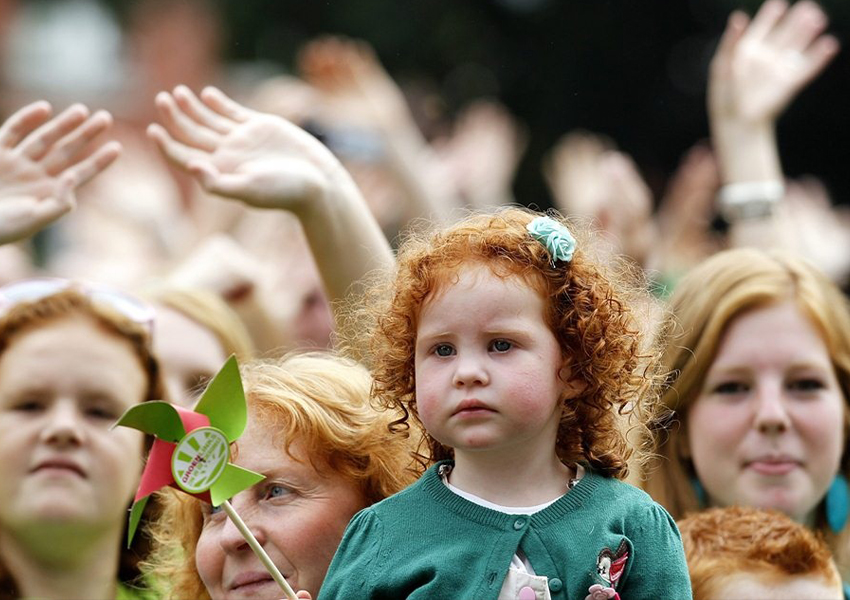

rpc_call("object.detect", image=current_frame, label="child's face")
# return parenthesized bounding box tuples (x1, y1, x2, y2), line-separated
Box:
(708, 573, 842, 600)
(414, 263, 566, 459)
(688, 301, 844, 524)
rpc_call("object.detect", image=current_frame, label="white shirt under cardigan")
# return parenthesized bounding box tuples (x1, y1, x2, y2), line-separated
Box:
(440, 464, 586, 600)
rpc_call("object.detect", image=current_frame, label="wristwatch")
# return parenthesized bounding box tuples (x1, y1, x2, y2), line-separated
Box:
(717, 180, 785, 221)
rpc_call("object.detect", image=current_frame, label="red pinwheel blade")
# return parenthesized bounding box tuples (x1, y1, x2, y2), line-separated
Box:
(135, 438, 178, 501)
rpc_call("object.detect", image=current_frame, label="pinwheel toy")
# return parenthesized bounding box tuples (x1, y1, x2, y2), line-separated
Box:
(114, 355, 297, 599)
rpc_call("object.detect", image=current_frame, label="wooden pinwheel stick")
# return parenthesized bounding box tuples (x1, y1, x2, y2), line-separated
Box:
(221, 500, 298, 600)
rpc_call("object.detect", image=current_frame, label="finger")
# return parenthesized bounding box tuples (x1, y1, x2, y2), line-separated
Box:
(62, 140, 122, 187)
(41, 110, 113, 175)
(712, 11, 749, 73)
(147, 122, 209, 168)
(155, 91, 220, 151)
(794, 34, 840, 88)
(172, 85, 235, 134)
(188, 159, 250, 199)
(29, 191, 76, 232)
(200, 86, 253, 123)
(769, 0, 829, 54)
(0, 101, 52, 148)
(17, 103, 89, 160)
(742, 0, 788, 44)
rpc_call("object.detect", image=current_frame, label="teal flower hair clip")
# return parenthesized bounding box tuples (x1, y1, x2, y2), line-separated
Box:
(526, 215, 576, 264)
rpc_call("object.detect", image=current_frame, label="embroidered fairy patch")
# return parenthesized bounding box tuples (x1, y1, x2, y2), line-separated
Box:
(584, 540, 629, 600)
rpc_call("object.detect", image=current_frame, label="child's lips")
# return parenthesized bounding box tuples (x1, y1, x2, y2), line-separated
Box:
(452, 399, 496, 417)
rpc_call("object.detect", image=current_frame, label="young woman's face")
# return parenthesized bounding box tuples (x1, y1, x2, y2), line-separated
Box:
(195, 419, 367, 599)
(688, 301, 845, 524)
(414, 264, 566, 461)
(154, 306, 228, 408)
(0, 318, 145, 534)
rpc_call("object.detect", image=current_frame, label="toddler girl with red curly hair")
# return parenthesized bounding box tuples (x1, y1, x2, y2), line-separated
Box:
(318, 207, 690, 600)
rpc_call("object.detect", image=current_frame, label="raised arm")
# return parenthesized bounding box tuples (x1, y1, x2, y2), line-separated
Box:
(147, 85, 393, 307)
(709, 0, 837, 221)
(0, 101, 121, 245)
(298, 36, 460, 227)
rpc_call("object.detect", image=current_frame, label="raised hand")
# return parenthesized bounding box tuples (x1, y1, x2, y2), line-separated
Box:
(297, 36, 459, 223)
(435, 100, 527, 208)
(0, 101, 121, 245)
(653, 144, 722, 276)
(709, 1, 839, 185)
(148, 85, 393, 311)
(709, 0, 839, 126)
(544, 130, 654, 263)
(298, 36, 412, 133)
(148, 86, 349, 214)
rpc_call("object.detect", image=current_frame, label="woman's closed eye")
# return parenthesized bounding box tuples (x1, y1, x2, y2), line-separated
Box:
(85, 405, 119, 420)
(712, 381, 749, 395)
(4, 390, 49, 412)
(788, 378, 825, 393)
(12, 399, 46, 412)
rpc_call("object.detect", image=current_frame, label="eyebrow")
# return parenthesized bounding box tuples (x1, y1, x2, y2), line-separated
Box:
(707, 360, 834, 377)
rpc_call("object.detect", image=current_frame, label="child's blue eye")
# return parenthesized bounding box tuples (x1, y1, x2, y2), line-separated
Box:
(434, 344, 455, 357)
(209, 503, 223, 515)
(490, 340, 512, 353)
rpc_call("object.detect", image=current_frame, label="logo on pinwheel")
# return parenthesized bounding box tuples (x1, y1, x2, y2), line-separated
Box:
(114, 355, 264, 545)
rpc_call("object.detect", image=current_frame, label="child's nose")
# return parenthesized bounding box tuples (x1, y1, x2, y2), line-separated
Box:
(451, 354, 490, 388)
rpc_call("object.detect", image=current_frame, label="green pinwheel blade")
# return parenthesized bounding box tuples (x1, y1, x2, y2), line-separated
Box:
(126, 496, 150, 548)
(209, 463, 265, 507)
(112, 401, 186, 442)
(193, 355, 246, 442)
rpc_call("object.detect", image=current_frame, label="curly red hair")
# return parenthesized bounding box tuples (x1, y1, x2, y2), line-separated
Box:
(678, 506, 842, 600)
(355, 207, 662, 478)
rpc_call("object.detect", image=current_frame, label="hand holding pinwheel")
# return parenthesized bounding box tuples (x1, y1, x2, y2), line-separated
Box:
(113, 356, 298, 600)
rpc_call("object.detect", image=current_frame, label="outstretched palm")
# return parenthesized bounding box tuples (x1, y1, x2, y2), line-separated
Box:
(0, 101, 120, 245)
(148, 86, 343, 213)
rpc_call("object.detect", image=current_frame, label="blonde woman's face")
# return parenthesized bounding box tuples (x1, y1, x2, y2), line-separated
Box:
(195, 420, 367, 598)
(688, 301, 845, 524)
(0, 318, 145, 536)
(154, 306, 228, 408)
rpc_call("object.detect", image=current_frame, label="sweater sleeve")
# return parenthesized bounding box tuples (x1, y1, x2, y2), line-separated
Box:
(621, 503, 692, 600)
(317, 508, 383, 600)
